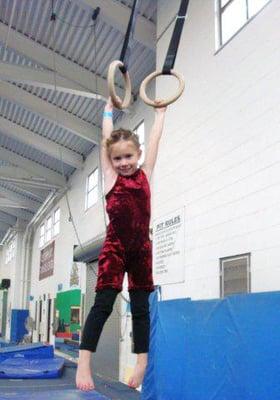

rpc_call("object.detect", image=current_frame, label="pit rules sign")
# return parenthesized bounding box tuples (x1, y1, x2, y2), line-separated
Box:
(153, 208, 185, 285)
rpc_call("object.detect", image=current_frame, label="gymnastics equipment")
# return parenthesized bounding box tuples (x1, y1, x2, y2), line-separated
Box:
(0, 357, 65, 379)
(107, 0, 140, 109)
(140, 0, 189, 107)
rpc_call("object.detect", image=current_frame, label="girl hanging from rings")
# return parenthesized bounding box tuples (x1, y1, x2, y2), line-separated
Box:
(76, 96, 167, 391)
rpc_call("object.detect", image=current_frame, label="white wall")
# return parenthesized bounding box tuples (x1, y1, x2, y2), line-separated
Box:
(154, 0, 280, 300)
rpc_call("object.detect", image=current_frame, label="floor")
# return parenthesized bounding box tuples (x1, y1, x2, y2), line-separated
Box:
(0, 357, 140, 400)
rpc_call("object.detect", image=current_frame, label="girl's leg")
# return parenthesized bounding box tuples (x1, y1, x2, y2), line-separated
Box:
(128, 290, 150, 389)
(76, 288, 119, 391)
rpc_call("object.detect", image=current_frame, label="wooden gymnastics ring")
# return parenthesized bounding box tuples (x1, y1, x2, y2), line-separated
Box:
(107, 60, 132, 110)
(140, 69, 185, 107)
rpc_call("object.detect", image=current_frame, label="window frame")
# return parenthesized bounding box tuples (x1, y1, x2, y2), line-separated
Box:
(5, 236, 16, 264)
(53, 208, 60, 237)
(216, 0, 271, 49)
(39, 223, 45, 248)
(45, 215, 52, 243)
(85, 168, 99, 210)
(220, 252, 251, 298)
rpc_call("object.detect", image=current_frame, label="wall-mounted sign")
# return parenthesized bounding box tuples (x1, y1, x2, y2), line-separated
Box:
(39, 241, 55, 280)
(153, 208, 185, 285)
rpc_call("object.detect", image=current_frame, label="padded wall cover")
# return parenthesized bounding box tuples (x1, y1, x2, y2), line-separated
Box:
(142, 291, 280, 400)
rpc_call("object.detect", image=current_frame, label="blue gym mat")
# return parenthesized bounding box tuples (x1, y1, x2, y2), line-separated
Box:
(0, 357, 65, 379)
(142, 290, 280, 400)
(0, 339, 10, 348)
(0, 359, 140, 399)
(0, 343, 54, 361)
(0, 389, 110, 399)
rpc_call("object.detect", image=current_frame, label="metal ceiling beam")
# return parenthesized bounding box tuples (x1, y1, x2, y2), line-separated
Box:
(10, 186, 45, 203)
(0, 80, 100, 144)
(0, 116, 84, 170)
(80, 0, 155, 49)
(0, 186, 40, 212)
(0, 210, 16, 226)
(0, 207, 33, 221)
(0, 22, 111, 100)
(0, 147, 66, 187)
(0, 62, 104, 100)
(0, 167, 32, 180)
(0, 167, 64, 190)
(0, 198, 35, 210)
(0, 220, 11, 231)
(0, 176, 62, 191)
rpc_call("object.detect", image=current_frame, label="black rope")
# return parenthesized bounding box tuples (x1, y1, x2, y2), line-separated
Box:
(162, 0, 189, 75)
(118, 0, 140, 74)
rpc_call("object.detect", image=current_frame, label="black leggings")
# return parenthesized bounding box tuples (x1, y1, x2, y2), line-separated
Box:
(80, 289, 151, 354)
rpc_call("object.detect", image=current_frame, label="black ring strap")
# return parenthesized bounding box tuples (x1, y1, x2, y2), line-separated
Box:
(119, 0, 141, 74)
(162, 0, 190, 75)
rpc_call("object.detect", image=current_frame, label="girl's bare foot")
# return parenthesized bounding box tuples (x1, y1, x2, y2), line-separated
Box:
(76, 350, 95, 391)
(128, 353, 148, 389)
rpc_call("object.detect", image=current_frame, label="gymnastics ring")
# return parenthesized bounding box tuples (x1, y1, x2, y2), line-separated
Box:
(107, 60, 132, 110)
(140, 69, 185, 107)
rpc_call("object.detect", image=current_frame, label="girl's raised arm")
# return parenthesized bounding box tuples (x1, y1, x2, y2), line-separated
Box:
(100, 98, 118, 193)
(101, 98, 115, 174)
(142, 104, 167, 182)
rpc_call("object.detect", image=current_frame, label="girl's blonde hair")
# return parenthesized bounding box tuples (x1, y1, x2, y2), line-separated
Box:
(106, 128, 140, 153)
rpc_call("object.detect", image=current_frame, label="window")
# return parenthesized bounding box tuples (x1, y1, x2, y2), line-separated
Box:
(134, 120, 145, 165)
(216, 0, 270, 47)
(220, 253, 250, 297)
(5, 236, 16, 264)
(86, 168, 98, 209)
(53, 208, 60, 236)
(45, 216, 52, 242)
(39, 224, 45, 248)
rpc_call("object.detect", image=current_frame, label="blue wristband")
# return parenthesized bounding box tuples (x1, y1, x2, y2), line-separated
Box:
(103, 111, 113, 118)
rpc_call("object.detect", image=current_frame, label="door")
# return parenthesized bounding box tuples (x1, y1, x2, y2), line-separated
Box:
(1, 291, 8, 338)
(47, 298, 52, 343)
(38, 300, 42, 342)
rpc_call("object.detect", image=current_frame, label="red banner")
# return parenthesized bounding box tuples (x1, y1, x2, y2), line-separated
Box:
(39, 241, 55, 280)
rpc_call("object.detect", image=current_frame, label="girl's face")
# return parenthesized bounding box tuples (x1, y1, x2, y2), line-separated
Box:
(109, 140, 142, 176)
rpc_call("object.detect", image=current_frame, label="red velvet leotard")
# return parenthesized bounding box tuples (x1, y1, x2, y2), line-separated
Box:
(96, 168, 154, 292)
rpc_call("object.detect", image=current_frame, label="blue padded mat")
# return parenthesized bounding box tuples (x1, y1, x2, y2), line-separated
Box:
(0, 343, 54, 360)
(0, 359, 140, 399)
(0, 340, 10, 348)
(142, 290, 280, 400)
(0, 357, 64, 379)
(0, 389, 110, 399)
